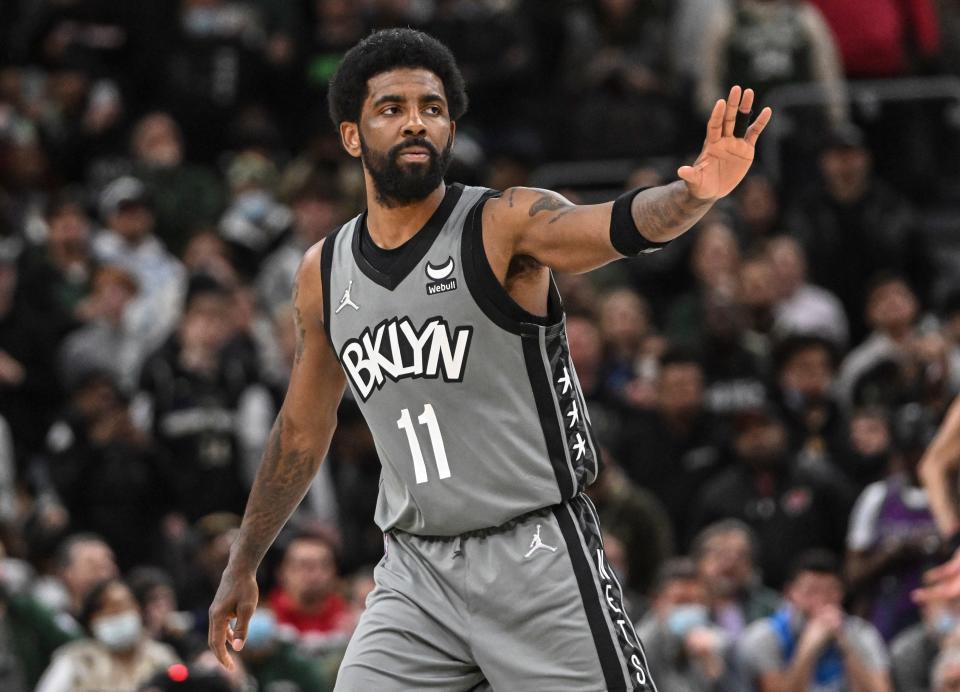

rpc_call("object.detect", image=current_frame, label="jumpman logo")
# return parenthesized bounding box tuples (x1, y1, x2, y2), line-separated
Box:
(336, 280, 360, 313)
(524, 524, 557, 558)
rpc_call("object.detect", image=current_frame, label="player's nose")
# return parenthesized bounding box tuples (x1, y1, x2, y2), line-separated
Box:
(402, 112, 427, 138)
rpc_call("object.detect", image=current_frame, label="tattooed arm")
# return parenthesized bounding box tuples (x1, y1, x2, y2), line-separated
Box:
(208, 240, 346, 669)
(484, 85, 771, 275)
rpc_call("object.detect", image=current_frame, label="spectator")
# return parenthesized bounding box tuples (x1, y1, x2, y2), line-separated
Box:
(57, 266, 141, 391)
(634, 558, 744, 692)
(617, 351, 729, 548)
(36, 578, 178, 692)
(43, 370, 172, 570)
(173, 513, 240, 617)
(836, 274, 922, 409)
(0, 237, 60, 459)
(596, 288, 654, 406)
(808, 0, 940, 78)
(558, 0, 676, 158)
(838, 407, 895, 490)
(697, 0, 847, 126)
(690, 404, 851, 587)
(738, 550, 892, 692)
(256, 172, 343, 317)
(130, 112, 224, 256)
(0, 542, 77, 692)
(767, 235, 849, 348)
(268, 532, 352, 649)
(772, 334, 849, 477)
(666, 219, 741, 352)
(93, 175, 187, 358)
(585, 454, 674, 597)
(238, 607, 333, 691)
(889, 595, 960, 692)
(785, 126, 925, 342)
(218, 151, 292, 277)
(691, 519, 780, 641)
(845, 405, 942, 641)
(18, 191, 97, 338)
(737, 249, 780, 361)
(128, 567, 203, 661)
(137, 274, 250, 520)
(33, 533, 117, 623)
(733, 172, 781, 249)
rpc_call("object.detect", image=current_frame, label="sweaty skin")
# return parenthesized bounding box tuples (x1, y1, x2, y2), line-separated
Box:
(207, 69, 772, 668)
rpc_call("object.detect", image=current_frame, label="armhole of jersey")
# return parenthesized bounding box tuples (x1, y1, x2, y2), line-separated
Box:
(461, 192, 564, 336)
(320, 229, 338, 349)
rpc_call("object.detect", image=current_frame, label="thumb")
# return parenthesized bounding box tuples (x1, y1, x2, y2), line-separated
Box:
(677, 165, 699, 186)
(231, 602, 256, 651)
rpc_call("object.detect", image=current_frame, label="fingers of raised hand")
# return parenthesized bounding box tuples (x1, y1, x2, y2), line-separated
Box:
(723, 85, 743, 137)
(705, 99, 724, 144)
(745, 107, 773, 147)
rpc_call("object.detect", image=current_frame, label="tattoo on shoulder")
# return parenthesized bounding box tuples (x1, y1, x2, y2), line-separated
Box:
(528, 193, 571, 218)
(507, 188, 516, 208)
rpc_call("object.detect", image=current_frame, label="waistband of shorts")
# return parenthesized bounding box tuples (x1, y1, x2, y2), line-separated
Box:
(388, 503, 560, 542)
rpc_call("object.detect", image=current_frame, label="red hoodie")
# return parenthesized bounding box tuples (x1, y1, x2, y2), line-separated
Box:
(268, 587, 351, 635)
(809, 0, 940, 77)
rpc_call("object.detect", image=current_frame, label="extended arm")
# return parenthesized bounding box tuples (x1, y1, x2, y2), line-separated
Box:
(485, 86, 772, 275)
(208, 241, 346, 668)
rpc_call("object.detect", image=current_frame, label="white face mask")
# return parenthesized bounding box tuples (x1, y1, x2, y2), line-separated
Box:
(92, 611, 142, 651)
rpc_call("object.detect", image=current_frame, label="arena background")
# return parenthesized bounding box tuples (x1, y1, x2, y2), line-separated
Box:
(2, 0, 960, 690)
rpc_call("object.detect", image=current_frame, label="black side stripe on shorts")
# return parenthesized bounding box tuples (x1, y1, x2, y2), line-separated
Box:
(553, 503, 630, 691)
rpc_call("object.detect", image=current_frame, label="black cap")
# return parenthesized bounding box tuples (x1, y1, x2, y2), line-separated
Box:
(732, 402, 783, 434)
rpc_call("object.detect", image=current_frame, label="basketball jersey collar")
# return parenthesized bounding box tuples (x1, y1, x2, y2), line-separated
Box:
(351, 182, 464, 291)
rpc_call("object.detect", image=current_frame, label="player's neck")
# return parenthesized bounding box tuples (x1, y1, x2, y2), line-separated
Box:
(365, 182, 446, 250)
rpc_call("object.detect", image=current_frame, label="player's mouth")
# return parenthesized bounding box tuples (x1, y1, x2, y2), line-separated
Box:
(397, 147, 431, 163)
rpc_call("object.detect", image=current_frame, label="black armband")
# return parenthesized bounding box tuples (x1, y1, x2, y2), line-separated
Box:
(610, 187, 670, 257)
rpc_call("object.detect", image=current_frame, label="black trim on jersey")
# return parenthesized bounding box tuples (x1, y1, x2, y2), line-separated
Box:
(320, 226, 340, 349)
(523, 335, 575, 501)
(553, 503, 631, 692)
(461, 193, 564, 337)
(351, 183, 464, 291)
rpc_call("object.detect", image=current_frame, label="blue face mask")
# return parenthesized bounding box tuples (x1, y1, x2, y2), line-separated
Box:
(936, 611, 960, 638)
(244, 610, 276, 651)
(666, 604, 709, 638)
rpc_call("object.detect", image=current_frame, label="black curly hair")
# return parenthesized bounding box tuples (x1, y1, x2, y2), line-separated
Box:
(328, 28, 468, 126)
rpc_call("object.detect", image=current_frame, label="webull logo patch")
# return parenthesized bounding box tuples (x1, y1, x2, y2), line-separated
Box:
(425, 257, 457, 295)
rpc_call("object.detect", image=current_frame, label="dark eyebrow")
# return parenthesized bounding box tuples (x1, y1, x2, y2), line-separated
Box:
(370, 92, 446, 109)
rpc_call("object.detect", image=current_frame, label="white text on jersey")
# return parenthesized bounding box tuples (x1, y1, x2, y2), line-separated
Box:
(339, 316, 474, 401)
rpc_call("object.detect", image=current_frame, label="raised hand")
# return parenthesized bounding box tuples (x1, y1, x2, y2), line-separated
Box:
(678, 85, 773, 201)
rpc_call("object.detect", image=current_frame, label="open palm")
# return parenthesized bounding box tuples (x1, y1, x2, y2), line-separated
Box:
(679, 86, 773, 201)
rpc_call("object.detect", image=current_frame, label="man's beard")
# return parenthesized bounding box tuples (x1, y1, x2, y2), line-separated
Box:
(360, 134, 453, 207)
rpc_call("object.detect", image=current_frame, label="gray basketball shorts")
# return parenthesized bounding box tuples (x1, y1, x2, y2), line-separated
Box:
(335, 494, 656, 691)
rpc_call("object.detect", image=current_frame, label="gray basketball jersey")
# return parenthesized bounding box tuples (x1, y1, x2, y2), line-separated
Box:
(321, 183, 601, 535)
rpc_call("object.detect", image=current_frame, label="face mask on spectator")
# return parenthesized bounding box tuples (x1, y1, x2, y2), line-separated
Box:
(93, 610, 142, 651)
(666, 604, 710, 638)
(936, 611, 960, 639)
(244, 610, 277, 651)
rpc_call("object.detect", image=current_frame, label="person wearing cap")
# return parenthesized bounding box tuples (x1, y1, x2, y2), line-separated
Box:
(92, 175, 187, 359)
(689, 402, 852, 587)
(784, 123, 927, 343)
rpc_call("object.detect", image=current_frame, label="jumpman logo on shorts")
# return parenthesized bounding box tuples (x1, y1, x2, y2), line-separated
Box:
(336, 280, 360, 313)
(524, 524, 557, 558)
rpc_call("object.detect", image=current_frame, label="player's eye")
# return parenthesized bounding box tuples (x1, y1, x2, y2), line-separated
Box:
(382, 106, 400, 115)
(424, 105, 442, 116)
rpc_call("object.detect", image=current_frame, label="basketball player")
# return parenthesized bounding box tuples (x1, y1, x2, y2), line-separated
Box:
(209, 28, 772, 690)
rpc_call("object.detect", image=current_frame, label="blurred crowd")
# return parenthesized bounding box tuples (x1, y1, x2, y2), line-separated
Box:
(1, 0, 960, 690)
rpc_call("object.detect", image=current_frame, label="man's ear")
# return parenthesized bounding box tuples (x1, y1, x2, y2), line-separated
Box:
(340, 122, 361, 159)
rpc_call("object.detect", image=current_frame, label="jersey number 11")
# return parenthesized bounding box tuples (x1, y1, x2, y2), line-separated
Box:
(396, 404, 451, 484)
